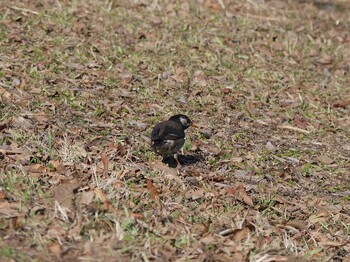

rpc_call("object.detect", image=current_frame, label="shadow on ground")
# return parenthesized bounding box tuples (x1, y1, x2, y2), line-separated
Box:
(162, 154, 203, 168)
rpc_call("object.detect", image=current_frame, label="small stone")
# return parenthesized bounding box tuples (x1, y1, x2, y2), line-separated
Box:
(201, 129, 212, 139)
(179, 95, 187, 104)
(266, 141, 277, 151)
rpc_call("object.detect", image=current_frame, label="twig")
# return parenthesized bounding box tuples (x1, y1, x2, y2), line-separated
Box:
(277, 125, 310, 134)
(240, 13, 282, 22)
(9, 6, 40, 15)
(219, 228, 236, 236)
(9, 6, 49, 17)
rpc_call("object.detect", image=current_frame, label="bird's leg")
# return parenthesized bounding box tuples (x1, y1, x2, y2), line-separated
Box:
(174, 153, 182, 168)
(174, 154, 182, 175)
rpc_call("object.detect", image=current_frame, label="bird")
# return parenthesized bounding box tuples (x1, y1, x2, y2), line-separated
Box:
(151, 114, 194, 166)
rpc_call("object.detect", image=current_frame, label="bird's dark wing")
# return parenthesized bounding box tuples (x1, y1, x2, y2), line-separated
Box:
(151, 121, 185, 144)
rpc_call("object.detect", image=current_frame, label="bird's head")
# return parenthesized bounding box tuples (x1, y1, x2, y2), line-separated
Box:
(168, 114, 193, 129)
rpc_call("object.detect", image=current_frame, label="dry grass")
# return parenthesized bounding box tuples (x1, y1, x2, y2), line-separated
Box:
(0, 0, 349, 261)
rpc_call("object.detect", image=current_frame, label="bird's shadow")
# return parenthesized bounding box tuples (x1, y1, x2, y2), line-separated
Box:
(162, 154, 203, 168)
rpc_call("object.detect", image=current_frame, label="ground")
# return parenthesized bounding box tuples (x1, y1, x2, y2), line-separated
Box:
(0, 0, 349, 261)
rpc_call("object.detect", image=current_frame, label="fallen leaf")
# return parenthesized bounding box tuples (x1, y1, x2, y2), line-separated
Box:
(246, 101, 257, 115)
(101, 152, 108, 175)
(200, 235, 216, 245)
(232, 227, 250, 242)
(129, 120, 148, 130)
(231, 157, 243, 163)
(192, 70, 207, 87)
(294, 115, 309, 128)
(204, 1, 223, 11)
(49, 160, 66, 175)
(191, 223, 207, 235)
(94, 188, 111, 209)
(12, 116, 34, 129)
(147, 179, 160, 200)
(234, 184, 254, 207)
(222, 88, 231, 94)
(0, 191, 5, 200)
(0, 202, 20, 218)
(150, 161, 176, 175)
(0, 119, 10, 132)
(317, 155, 333, 165)
(286, 220, 307, 230)
(53, 182, 80, 211)
(27, 163, 46, 173)
(316, 54, 332, 64)
(174, 67, 188, 82)
(227, 188, 236, 195)
(191, 189, 204, 200)
(319, 239, 347, 247)
(48, 242, 62, 257)
(333, 98, 350, 108)
(231, 252, 245, 261)
(47, 226, 67, 238)
(309, 212, 329, 222)
(80, 191, 95, 205)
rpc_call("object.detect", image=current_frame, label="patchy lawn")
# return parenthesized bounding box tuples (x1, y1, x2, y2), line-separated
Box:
(0, 0, 349, 261)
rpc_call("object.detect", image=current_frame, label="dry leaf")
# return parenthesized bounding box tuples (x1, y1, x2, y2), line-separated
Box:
(0, 191, 5, 200)
(150, 161, 177, 176)
(147, 179, 160, 200)
(204, 1, 223, 11)
(48, 242, 62, 257)
(231, 252, 245, 261)
(246, 101, 257, 115)
(200, 235, 216, 245)
(47, 226, 67, 238)
(101, 152, 108, 175)
(234, 184, 254, 207)
(174, 67, 188, 82)
(192, 70, 207, 87)
(286, 220, 307, 230)
(231, 157, 243, 163)
(0, 202, 20, 218)
(316, 54, 332, 64)
(294, 115, 309, 128)
(227, 188, 236, 195)
(333, 98, 350, 108)
(53, 182, 80, 211)
(317, 155, 334, 164)
(191, 189, 204, 200)
(94, 188, 111, 209)
(12, 116, 34, 129)
(129, 120, 148, 130)
(232, 227, 250, 242)
(80, 191, 95, 205)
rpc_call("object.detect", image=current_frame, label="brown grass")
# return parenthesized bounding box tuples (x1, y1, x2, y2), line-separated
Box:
(0, 0, 349, 261)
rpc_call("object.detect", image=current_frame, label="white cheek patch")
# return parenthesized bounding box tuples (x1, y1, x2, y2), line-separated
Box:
(165, 140, 174, 147)
(180, 117, 187, 126)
